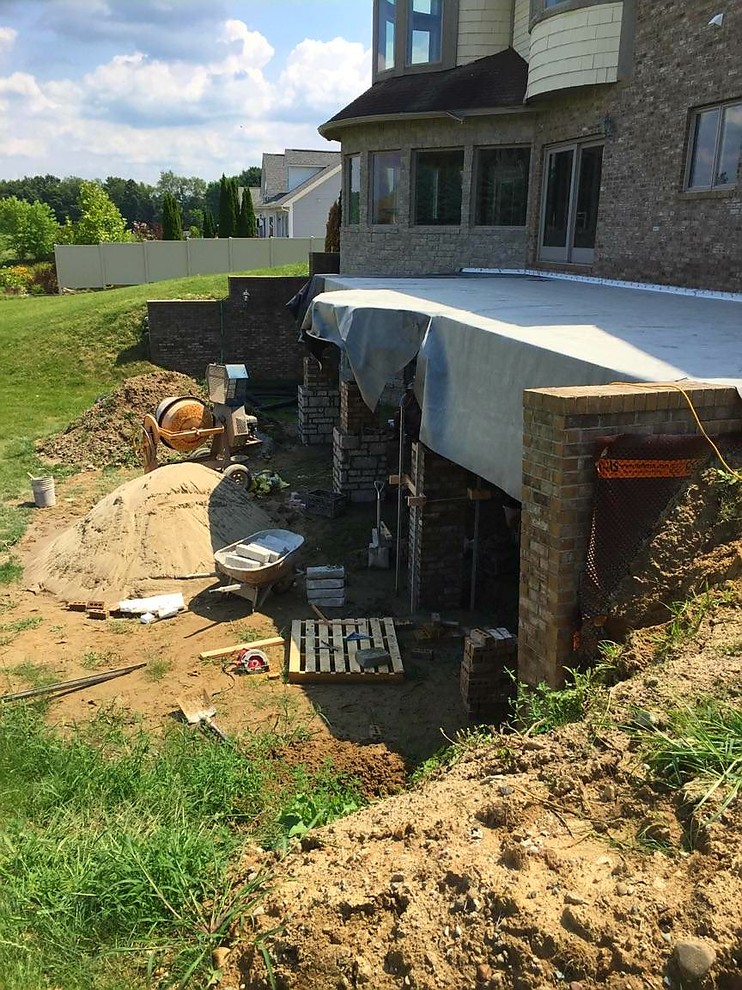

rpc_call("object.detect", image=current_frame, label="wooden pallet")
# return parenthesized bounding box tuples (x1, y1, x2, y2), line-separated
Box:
(288, 617, 404, 684)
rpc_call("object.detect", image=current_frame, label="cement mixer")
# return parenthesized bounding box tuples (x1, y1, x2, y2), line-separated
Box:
(141, 363, 261, 486)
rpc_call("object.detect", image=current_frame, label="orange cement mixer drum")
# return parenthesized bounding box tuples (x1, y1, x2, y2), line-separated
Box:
(155, 396, 215, 452)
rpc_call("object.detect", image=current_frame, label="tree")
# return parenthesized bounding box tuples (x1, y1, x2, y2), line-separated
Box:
(235, 166, 261, 189)
(161, 192, 183, 240)
(0, 196, 59, 259)
(73, 181, 129, 244)
(325, 198, 341, 253)
(218, 174, 236, 238)
(203, 207, 216, 238)
(236, 187, 257, 237)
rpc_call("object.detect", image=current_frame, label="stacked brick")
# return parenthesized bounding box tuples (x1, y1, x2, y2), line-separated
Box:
(298, 357, 339, 446)
(409, 442, 470, 611)
(332, 427, 389, 503)
(340, 381, 378, 433)
(460, 627, 517, 723)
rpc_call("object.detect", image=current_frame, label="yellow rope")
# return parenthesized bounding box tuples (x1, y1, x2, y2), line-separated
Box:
(609, 381, 742, 481)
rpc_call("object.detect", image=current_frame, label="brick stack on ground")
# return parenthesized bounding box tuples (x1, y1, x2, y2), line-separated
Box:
(306, 565, 345, 608)
(460, 627, 517, 723)
(332, 380, 390, 503)
(298, 357, 339, 446)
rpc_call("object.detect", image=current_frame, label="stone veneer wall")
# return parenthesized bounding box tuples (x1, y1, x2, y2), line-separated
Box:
(147, 275, 306, 381)
(298, 357, 340, 445)
(519, 382, 742, 689)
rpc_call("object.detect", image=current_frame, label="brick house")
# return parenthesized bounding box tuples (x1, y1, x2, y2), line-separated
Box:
(319, 0, 741, 292)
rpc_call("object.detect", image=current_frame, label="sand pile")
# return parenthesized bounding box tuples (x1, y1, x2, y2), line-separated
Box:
(26, 463, 274, 601)
(37, 371, 205, 469)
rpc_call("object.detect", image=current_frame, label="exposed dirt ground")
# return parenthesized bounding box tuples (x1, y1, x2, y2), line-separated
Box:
(6, 380, 742, 990)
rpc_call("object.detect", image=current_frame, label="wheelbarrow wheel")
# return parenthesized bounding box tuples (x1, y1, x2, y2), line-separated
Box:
(222, 464, 252, 489)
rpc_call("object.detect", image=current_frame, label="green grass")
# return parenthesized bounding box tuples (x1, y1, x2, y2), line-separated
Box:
(0, 702, 363, 989)
(637, 699, 742, 837)
(652, 587, 739, 661)
(411, 727, 511, 783)
(81, 649, 119, 670)
(0, 263, 307, 556)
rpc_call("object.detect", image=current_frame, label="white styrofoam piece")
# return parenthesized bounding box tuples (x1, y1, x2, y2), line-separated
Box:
(118, 593, 185, 615)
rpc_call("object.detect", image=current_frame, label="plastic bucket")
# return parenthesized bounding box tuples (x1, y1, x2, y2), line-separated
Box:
(31, 476, 56, 508)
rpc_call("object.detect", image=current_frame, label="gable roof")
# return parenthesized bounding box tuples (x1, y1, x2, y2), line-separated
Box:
(261, 149, 342, 202)
(257, 163, 341, 212)
(319, 48, 528, 138)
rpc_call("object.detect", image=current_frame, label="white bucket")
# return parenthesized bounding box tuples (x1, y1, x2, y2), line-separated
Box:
(31, 476, 56, 508)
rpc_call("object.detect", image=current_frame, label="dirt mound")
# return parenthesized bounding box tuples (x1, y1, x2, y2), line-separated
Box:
(38, 371, 205, 468)
(230, 596, 742, 990)
(278, 737, 407, 800)
(25, 462, 273, 601)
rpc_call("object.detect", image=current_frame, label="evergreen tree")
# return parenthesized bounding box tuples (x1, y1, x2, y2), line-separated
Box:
(236, 187, 257, 237)
(229, 179, 240, 233)
(218, 174, 236, 238)
(325, 198, 341, 253)
(162, 192, 183, 240)
(203, 207, 216, 238)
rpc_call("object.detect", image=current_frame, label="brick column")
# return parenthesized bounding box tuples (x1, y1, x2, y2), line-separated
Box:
(332, 380, 389, 502)
(519, 382, 742, 689)
(298, 357, 339, 445)
(409, 442, 470, 611)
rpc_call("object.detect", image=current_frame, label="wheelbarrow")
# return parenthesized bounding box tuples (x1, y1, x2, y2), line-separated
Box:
(212, 528, 304, 610)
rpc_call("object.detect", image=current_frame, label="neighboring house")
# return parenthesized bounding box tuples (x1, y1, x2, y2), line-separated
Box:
(319, 0, 741, 292)
(251, 149, 341, 239)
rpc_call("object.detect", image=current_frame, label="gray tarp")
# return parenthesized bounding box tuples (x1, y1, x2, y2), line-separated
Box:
(303, 276, 742, 500)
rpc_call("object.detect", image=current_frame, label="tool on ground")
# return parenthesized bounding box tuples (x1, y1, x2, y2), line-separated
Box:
(310, 603, 329, 622)
(140, 363, 260, 486)
(199, 636, 285, 661)
(1, 663, 146, 703)
(345, 631, 372, 642)
(232, 648, 270, 674)
(177, 690, 229, 741)
(369, 481, 392, 569)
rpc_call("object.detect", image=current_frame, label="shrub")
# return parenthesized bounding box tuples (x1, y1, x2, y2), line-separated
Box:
(0, 264, 33, 294)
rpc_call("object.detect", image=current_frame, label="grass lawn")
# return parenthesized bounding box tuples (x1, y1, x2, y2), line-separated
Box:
(0, 263, 307, 556)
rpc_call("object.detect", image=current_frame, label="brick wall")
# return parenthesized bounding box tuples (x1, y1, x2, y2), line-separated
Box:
(147, 275, 307, 382)
(298, 357, 339, 445)
(409, 442, 471, 610)
(519, 382, 742, 689)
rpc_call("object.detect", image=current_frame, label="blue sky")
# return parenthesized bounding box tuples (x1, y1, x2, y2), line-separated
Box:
(0, 0, 372, 182)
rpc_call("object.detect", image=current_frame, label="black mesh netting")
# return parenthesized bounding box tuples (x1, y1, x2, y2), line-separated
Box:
(580, 433, 712, 619)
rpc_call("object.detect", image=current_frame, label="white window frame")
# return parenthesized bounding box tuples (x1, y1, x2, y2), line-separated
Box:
(685, 99, 742, 192)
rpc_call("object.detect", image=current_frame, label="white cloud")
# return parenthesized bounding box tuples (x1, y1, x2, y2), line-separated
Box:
(0, 18, 368, 181)
(278, 37, 372, 111)
(0, 25, 17, 52)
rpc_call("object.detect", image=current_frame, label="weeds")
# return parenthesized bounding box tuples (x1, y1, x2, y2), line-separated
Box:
(145, 657, 173, 681)
(81, 649, 119, 670)
(0, 615, 42, 646)
(637, 699, 742, 836)
(411, 726, 509, 783)
(511, 664, 612, 736)
(652, 587, 738, 661)
(2, 660, 58, 690)
(0, 557, 22, 585)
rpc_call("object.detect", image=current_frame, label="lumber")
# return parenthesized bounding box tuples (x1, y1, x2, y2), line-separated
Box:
(1, 663, 146, 702)
(198, 636, 285, 661)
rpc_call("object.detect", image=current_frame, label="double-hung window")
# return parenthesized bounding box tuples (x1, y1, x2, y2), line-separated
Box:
(345, 155, 361, 225)
(371, 151, 402, 224)
(408, 0, 443, 65)
(414, 149, 463, 225)
(686, 101, 742, 191)
(474, 148, 530, 226)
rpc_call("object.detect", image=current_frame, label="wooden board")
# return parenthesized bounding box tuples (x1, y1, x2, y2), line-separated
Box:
(287, 618, 405, 684)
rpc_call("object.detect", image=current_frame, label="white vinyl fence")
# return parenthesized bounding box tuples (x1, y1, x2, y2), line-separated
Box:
(54, 237, 317, 289)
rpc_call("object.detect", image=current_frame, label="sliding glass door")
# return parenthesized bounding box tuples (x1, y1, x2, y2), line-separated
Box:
(539, 141, 603, 264)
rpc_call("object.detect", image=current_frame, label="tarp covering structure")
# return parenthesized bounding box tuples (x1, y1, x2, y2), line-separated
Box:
(302, 275, 742, 501)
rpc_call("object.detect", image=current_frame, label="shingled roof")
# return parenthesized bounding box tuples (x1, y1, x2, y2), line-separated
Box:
(320, 48, 528, 137)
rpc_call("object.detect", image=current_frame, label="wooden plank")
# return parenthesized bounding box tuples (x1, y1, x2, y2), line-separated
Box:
(305, 620, 316, 675)
(199, 636, 285, 661)
(288, 621, 303, 680)
(357, 618, 385, 674)
(317, 621, 331, 673)
(331, 620, 345, 674)
(369, 617, 385, 650)
(382, 617, 405, 674)
(345, 618, 360, 672)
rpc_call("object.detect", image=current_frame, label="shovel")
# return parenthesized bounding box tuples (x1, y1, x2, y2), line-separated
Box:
(177, 689, 229, 742)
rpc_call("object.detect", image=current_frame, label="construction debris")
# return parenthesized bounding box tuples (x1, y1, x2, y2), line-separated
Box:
(460, 627, 516, 722)
(306, 565, 346, 608)
(1, 663, 146, 703)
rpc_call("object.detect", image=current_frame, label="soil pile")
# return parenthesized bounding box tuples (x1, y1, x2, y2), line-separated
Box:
(38, 371, 205, 468)
(25, 463, 272, 601)
(232, 596, 742, 990)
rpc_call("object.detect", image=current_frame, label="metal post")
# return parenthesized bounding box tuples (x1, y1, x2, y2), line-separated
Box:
(470, 475, 481, 611)
(394, 399, 405, 595)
